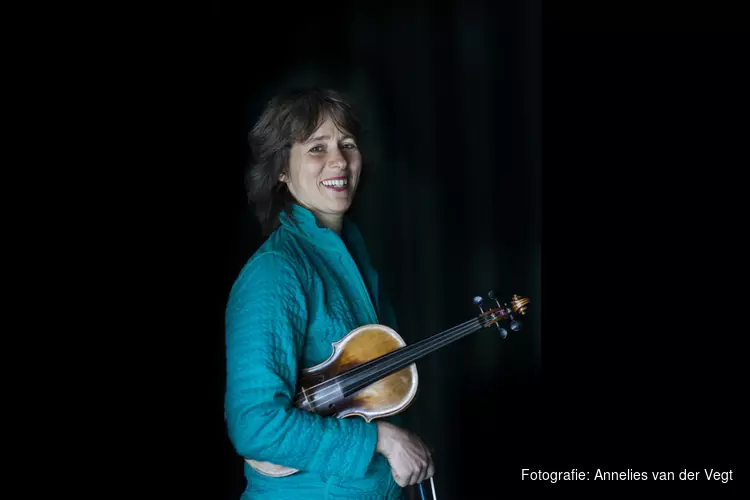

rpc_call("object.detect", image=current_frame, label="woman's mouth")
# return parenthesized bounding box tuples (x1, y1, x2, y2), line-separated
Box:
(321, 177, 349, 192)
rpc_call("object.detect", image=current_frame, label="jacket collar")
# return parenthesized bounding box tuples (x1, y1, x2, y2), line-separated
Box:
(279, 203, 353, 252)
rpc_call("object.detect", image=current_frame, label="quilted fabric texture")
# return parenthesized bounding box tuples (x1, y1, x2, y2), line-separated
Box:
(225, 203, 404, 499)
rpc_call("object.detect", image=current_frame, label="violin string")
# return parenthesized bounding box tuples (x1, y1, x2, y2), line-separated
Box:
(344, 321, 480, 397)
(295, 315, 482, 399)
(338, 320, 483, 395)
(294, 317, 479, 399)
(308, 321, 480, 410)
(307, 318, 486, 409)
(333, 316, 481, 388)
(300, 317, 488, 408)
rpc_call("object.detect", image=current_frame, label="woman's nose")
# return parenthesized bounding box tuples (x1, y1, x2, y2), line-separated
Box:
(328, 148, 348, 169)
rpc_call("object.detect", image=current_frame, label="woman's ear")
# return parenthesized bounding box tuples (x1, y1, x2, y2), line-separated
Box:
(278, 172, 289, 183)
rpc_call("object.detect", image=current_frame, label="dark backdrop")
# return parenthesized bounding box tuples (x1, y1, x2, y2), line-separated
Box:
(209, 1, 541, 498)
(30, 1, 743, 497)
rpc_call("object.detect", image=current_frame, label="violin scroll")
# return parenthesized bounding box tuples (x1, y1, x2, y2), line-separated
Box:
(511, 294, 530, 315)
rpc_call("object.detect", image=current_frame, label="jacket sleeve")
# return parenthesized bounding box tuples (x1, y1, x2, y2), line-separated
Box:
(224, 251, 379, 479)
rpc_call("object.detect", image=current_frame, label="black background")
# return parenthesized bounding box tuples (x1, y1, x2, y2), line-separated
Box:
(216, 2, 541, 498)
(41, 0, 744, 497)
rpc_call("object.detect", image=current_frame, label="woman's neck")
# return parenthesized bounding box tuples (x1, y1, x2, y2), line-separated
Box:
(294, 202, 344, 234)
(314, 211, 344, 234)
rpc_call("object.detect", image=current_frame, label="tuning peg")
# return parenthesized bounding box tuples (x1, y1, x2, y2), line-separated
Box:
(509, 319, 522, 331)
(498, 327, 508, 339)
(487, 289, 503, 309)
(472, 296, 484, 313)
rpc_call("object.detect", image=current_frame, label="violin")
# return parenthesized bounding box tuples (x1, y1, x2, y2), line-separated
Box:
(247, 291, 530, 478)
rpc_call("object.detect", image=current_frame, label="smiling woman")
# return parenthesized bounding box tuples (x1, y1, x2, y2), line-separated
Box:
(280, 115, 362, 233)
(225, 88, 435, 500)
(245, 88, 365, 237)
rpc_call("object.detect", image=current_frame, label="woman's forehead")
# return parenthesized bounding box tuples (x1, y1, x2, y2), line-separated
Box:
(304, 116, 354, 141)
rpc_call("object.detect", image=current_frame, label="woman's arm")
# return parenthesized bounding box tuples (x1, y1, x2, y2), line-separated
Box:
(224, 251, 378, 479)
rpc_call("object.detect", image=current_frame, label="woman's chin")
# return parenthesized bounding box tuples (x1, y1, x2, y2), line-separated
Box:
(321, 191, 354, 211)
(332, 201, 353, 213)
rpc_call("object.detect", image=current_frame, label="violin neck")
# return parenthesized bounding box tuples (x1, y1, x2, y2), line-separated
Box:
(338, 317, 485, 398)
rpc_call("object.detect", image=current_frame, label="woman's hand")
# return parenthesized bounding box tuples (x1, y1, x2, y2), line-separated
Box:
(376, 421, 435, 487)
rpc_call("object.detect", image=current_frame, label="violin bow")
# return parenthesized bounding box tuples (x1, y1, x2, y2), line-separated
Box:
(416, 476, 437, 500)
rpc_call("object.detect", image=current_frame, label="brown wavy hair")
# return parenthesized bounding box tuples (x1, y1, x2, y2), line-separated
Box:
(245, 88, 365, 236)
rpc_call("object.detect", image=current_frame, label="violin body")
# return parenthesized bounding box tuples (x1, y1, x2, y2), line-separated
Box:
(247, 323, 419, 477)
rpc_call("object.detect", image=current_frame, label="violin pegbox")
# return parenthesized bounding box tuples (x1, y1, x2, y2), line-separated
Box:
(474, 290, 530, 339)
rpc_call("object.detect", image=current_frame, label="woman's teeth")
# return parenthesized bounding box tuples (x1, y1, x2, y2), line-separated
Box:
(322, 179, 348, 188)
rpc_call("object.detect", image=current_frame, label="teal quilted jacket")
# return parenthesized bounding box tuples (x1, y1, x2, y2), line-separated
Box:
(225, 203, 405, 499)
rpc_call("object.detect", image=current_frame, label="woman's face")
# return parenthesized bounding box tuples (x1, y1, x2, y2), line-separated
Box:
(282, 116, 362, 219)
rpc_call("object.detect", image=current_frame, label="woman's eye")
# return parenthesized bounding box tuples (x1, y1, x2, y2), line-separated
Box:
(309, 145, 324, 153)
(342, 143, 357, 150)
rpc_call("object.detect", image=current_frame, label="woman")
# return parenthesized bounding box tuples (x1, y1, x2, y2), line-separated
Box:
(225, 88, 435, 499)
